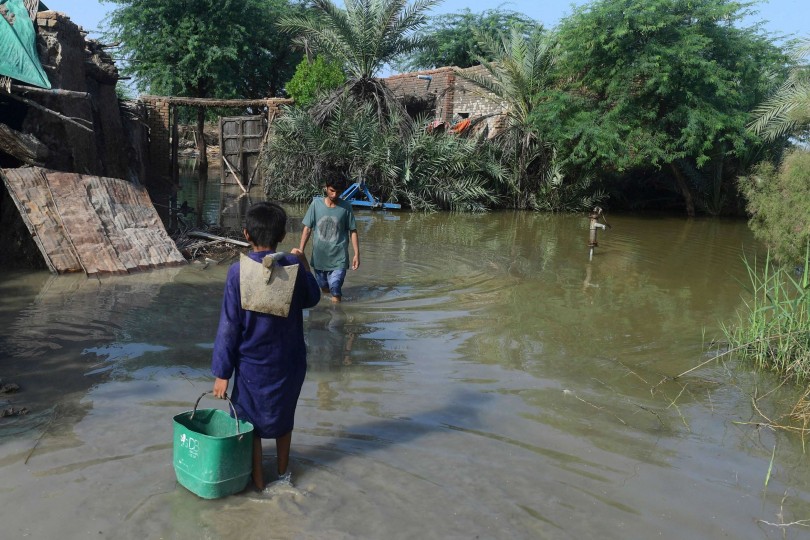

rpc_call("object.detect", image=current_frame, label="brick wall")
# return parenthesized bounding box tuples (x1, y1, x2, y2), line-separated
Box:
(453, 65, 508, 137)
(383, 67, 455, 124)
(382, 65, 508, 137)
(139, 96, 172, 185)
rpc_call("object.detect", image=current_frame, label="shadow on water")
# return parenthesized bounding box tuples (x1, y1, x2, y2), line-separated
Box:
(297, 389, 490, 468)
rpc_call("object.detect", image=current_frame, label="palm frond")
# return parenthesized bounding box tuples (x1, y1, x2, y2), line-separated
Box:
(749, 38, 810, 141)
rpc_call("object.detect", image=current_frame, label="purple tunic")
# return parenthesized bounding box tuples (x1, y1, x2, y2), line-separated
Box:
(211, 251, 320, 438)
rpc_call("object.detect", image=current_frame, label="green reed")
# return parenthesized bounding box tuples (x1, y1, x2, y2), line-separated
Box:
(721, 244, 810, 382)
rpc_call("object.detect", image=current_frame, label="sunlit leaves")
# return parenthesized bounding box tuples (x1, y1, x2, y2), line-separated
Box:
(105, 0, 301, 97)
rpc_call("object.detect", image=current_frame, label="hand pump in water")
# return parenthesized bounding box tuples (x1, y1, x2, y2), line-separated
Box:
(588, 207, 611, 261)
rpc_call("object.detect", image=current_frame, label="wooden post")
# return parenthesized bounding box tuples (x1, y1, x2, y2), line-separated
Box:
(219, 116, 225, 185)
(237, 117, 244, 190)
(223, 155, 248, 193)
(170, 104, 179, 187)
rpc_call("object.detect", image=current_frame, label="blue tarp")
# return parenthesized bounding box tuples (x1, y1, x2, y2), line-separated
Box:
(0, 0, 51, 88)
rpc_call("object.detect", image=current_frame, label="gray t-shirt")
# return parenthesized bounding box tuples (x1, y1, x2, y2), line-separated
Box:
(302, 197, 357, 271)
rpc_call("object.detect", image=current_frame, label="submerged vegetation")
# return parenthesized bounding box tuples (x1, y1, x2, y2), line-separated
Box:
(720, 249, 810, 382)
(264, 96, 505, 211)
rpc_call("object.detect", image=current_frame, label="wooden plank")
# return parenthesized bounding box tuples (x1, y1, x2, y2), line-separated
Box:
(47, 171, 129, 275)
(2, 167, 186, 275)
(140, 95, 293, 108)
(219, 116, 225, 185)
(188, 230, 250, 247)
(1, 167, 82, 272)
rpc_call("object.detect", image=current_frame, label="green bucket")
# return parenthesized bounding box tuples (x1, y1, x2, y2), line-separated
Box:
(173, 392, 254, 499)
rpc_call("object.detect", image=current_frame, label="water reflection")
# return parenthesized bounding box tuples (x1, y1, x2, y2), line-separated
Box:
(3, 206, 810, 540)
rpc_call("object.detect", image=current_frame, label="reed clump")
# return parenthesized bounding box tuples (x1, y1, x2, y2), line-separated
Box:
(721, 247, 810, 381)
(719, 246, 810, 430)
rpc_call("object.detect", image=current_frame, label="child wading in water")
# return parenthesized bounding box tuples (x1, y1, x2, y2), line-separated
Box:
(211, 202, 320, 490)
(299, 176, 360, 303)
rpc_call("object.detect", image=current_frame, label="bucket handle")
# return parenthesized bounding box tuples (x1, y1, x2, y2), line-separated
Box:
(190, 391, 244, 439)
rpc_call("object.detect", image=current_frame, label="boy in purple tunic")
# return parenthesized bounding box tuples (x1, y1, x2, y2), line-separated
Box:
(212, 202, 321, 490)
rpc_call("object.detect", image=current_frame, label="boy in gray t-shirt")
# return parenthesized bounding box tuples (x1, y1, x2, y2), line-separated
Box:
(299, 177, 360, 303)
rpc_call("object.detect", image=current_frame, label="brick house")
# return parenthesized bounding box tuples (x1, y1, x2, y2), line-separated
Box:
(382, 65, 509, 138)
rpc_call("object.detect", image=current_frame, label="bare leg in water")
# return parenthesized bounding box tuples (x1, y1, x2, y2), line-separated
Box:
(253, 432, 293, 490)
(276, 431, 292, 477)
(252, 437, 265, 490)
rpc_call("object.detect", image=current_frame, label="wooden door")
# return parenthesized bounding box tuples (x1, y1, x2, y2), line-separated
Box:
(219, 115, 265, 187)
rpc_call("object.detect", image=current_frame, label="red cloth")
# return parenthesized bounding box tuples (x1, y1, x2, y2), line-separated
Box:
(450, 118, 471, 134)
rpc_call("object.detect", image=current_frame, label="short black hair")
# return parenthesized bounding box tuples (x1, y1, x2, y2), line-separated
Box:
(244, 201, 286, 248)
(324, 173, 347, 192)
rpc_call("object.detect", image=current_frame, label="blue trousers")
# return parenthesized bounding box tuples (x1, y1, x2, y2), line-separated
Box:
(314, 268, 347, 298)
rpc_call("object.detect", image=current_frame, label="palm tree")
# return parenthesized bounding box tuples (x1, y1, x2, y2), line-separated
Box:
(263, 94, 505, 211)
(456, 28, 561, 209)
(278, 0, 440, 124)
(748, 37, 810, 142)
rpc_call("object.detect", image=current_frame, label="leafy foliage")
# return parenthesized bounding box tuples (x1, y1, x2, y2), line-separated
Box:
(738, 149, 810, 266)
(263, 96, 505, 211)
(278, 0, 438, 123)
(395, 8, 543, 71)
(105, 0, 302, 98)
(285, 56, 346, 108)
(457, 29, 596, 211)
(748, 37, 810, 143)
(543, 0, 788, 216)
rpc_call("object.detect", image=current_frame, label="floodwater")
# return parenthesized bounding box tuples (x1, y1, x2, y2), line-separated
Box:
(2, 185, 810, 539)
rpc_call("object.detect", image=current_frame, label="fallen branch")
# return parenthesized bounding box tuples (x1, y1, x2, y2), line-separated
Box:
(4, 92, 93, 133)
(188, 230, 249, 248)
(0, 123, 49, 165)
(9, 83, 91, 100)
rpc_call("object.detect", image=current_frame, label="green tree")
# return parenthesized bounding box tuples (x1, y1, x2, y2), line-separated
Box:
(106, 0, 300, 98)
(748, 37, 810, 143)
(263, 96, 506, 211)
(738, 149, 810, 266)
(545, 0, 787, 216)
(458, 29, 591, 210)
(395, 8, 543, 72)
(105, 0, 302, 171)
(285, 56, 346, 108)
(278, 0, 439, 122)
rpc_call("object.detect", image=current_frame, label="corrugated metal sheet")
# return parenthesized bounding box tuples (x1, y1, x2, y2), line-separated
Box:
(1, 167, 187, 275)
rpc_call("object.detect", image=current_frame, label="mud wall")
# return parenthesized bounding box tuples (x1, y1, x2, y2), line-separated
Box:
(22, 11, 132, 179)
(0, 10, 146, 270)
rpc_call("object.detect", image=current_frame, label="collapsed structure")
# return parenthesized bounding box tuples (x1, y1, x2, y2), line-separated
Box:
(0, 6, 182, 275)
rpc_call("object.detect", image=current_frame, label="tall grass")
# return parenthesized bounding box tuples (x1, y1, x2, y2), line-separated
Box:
(721, 245, 810, 381)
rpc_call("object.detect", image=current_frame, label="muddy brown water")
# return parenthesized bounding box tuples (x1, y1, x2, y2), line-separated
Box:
(2, 194, 810, 539)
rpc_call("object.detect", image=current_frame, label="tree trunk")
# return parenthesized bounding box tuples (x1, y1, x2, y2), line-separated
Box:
(670, 162, 695, 218)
